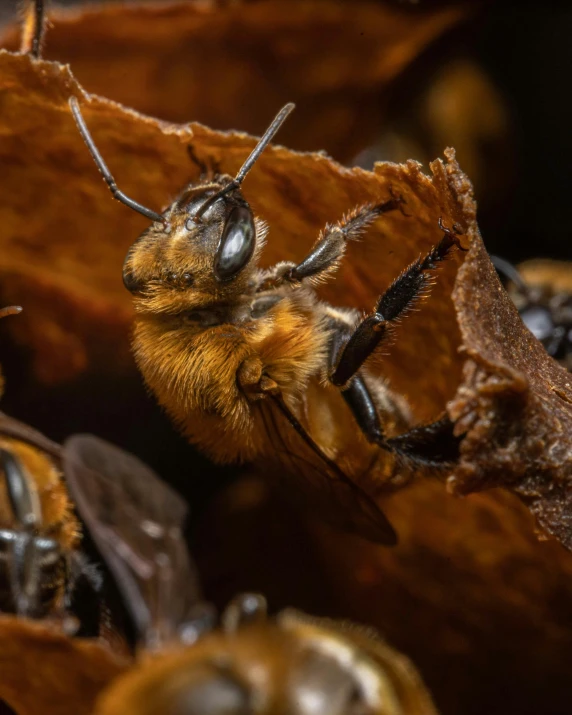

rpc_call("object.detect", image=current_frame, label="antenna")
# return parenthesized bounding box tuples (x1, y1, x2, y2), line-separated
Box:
(193, 102, 295, 221)
(69, 97, 166, 226)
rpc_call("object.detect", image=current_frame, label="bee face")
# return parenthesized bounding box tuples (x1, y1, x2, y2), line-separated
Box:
(122, 182, 262, 312)
(69, 97, 291, 314)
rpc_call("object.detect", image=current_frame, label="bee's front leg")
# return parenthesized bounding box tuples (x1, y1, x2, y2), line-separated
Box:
(255, 195, 404, 292)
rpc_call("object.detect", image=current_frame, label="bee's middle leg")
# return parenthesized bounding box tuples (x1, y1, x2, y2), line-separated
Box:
(256, 196, 404, 291)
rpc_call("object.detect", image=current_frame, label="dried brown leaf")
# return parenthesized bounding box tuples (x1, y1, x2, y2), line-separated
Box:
(448, 230, 572, 546)
(1, 0, 466, 161)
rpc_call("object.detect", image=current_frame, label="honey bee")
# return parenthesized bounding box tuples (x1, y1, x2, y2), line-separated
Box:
(70, 98, 465, 545)
(63, 433, 438, 715)
(492, 255, 572, 370)
(0, 407, 109, 627)
(0, 307, 104, 627)
(0, 304, 72, 620)
(96, 601, 440, 715)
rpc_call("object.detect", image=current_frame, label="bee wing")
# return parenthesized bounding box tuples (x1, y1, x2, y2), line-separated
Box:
(63, 434, 200, 649)
(287, 456, 398, 545)
(269, 396, 397, 545)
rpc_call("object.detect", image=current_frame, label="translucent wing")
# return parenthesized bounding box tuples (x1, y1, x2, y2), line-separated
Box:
(63, 434, 200, 650)
(269, 396, 397, 545)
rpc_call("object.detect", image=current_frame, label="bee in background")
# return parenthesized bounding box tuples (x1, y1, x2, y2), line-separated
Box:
(0, 402, 107, 629)
(0, 438, 76, 619)
(70, 97, 465, 546)
(96, 598, 440, 715)
(0, 304, 72, 620)
(492, 256, 572, 371)
(63, 434, 439, 715)
(0, 306, 104, 630)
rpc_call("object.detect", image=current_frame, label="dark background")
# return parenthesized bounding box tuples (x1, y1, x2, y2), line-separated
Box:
(366, 2, 572, 264)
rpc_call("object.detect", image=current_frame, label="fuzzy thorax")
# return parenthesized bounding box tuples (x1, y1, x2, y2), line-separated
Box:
(132, 293, 329, 463)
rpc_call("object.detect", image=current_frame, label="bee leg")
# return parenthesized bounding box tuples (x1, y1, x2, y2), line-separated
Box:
(256, 194, 405, 291)
(21, 0, 46, 59)
(326, 319, 387, 446)
(237, 357, 280, 400)
(341, 374, 386, 444)
(385, 416, 462, 466)
(331, 219, 465, 387)
(64, 551, 104, 637)
(332, 351, 461, 466)
(324, 235, 464, 468)
(0, 449, 46, 616)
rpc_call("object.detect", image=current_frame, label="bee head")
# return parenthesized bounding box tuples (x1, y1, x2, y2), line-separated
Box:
(69, 96, 294, 313)
(123, 102, 294, 310)
(121, 177, 265, 307)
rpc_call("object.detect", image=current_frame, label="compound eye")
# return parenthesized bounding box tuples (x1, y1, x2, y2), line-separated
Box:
(214, 206, 255, 282)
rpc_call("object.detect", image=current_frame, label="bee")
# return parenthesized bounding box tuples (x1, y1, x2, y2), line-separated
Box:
(492, 255, 572, 371)
(0, 407, 109, 628)
(0, 304, 74, 620)
(63, 433, 439, 715)
(70, 98, 465, 545)
(0, 307, 106, 627)
(0, 433, 73, 619)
